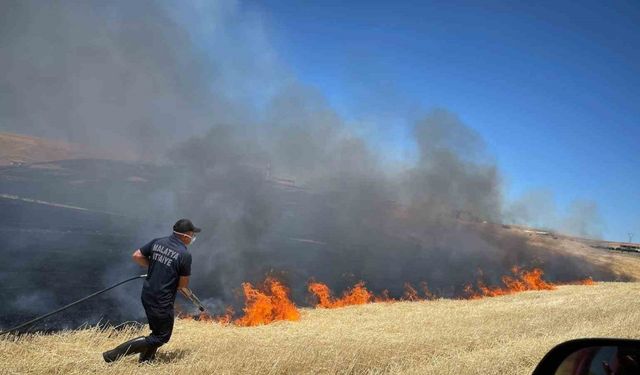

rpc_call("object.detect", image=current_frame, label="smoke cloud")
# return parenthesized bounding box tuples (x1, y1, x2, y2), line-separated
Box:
(0, 0, 282, 159)
(505, 190, 604, 239)
(0, 0, 620, 329)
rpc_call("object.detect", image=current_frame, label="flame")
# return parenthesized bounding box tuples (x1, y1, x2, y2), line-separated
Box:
(175, 303, 193, 320)
(578, 277, 595, 285)
(179, 267, 596, 326)
(216, 306, 235, 325)
(464, 267, 556, 299)
(177, 278, 299, 327)
(310, 267, 570, 308)
(463, 283, 478, 299)
(420, 281, 436, 300)
(235, 277, 300, 326)
(563, 277, 595, 286)
(403, 283, 420, 301)
(194, 306, 235, 325)
(310, 281, 434, 306)
(374, 289, 393, 303)
(308, 281, 373, 308)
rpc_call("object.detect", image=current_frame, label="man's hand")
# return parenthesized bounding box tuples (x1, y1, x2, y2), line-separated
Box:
(132, 249, 149, 268)
(179, 281, 207, 312)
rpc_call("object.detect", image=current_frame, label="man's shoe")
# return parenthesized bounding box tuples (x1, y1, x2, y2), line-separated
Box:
(139, 345, 158, 363)
(102, 336, 149, 363)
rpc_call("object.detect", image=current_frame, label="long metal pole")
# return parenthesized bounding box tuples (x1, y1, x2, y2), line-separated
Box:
(0, 274, 147, 336)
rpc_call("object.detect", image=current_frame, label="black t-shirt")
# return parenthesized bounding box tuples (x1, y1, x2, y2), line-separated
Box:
(139, 234, 192, 310)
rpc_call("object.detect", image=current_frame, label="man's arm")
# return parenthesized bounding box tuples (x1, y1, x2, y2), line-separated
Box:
(178, 277, 196, 304)
(178, 276, 190, 290)
(177, 254, 200, 309)
(132, 249, 149, 268)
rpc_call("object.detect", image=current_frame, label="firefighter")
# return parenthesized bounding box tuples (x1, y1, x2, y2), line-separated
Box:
(103, 219, 200, 363)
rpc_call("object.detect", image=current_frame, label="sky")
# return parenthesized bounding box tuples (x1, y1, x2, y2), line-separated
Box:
(240, 0, 640, 242)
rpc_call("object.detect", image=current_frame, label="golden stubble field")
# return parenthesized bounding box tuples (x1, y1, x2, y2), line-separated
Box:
(2, 282, 640, 375)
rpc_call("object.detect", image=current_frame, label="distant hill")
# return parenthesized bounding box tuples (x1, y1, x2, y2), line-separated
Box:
(0, 132, 80, 166)
(495, 223, 640, 280)
(0, 132, 130, 166)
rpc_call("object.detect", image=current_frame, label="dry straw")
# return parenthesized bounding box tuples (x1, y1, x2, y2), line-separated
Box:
(2, 282, 640, 374)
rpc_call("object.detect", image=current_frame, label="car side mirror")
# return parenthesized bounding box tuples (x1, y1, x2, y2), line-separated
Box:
(532, 338, 640, 375)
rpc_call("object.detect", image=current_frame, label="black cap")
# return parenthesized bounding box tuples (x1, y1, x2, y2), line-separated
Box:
(173, 219, 201, 234)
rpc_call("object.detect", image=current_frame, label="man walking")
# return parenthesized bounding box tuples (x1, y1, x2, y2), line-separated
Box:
(103, 219, 201, 363)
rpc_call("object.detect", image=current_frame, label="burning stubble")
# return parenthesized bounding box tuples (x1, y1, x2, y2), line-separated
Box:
(179, 267, 596, 326)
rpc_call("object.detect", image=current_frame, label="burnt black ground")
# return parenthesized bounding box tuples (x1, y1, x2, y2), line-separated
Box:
(0, 159, 168, 332)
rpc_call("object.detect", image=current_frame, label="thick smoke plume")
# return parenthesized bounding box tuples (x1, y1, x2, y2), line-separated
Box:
(0, 1, 620, 328)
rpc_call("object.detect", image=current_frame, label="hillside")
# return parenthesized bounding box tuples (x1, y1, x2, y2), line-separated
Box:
(3, 282, 640, 374)
(503, 224, 640, 280)
(0, 132, 83, 166)
(0, 132, 129, 166)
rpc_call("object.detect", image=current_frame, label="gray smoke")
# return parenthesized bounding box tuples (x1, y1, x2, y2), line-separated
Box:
(561, 200, 604, 239)
(171, 105, 618, 308)
(0, 0, 275, 159)
(0, 1, 621, 328)
(505, 190, 604, 239)
(405, 109, 501, 223)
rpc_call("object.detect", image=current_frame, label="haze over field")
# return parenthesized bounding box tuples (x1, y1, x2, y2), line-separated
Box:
(0, 0, 636, 331)
(0, 0, 611, 237)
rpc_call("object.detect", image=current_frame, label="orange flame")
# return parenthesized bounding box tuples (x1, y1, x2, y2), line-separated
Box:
(180, 267, 595, 326)
(215, 306, 235, 325)
(374, 289, 393, 303)
(195, 306, 235, 325)
(579, 277, 595, 285)
(308, 281, 373, 308)
(310, 281, 432, 307)
(403, 283, 420, 301)
(464, 267, 557, 299)
(235, 277, 300, 326)
(563, 276, 595, 286)
(175, 303, 194, 320)
(420, 281, 436, 300)
(178, 278, 298, 327)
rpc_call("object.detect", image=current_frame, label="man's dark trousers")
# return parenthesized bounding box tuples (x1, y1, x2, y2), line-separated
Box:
(142, 300, 174, 347)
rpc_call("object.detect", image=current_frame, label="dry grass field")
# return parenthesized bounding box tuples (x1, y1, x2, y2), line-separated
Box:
(3, 282, 640, 375)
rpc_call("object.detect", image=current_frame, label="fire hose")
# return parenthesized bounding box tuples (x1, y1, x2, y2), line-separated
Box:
(0, 274, 150, 336)
(0, 274, 209, 336)
(0, 274, 148, 336)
